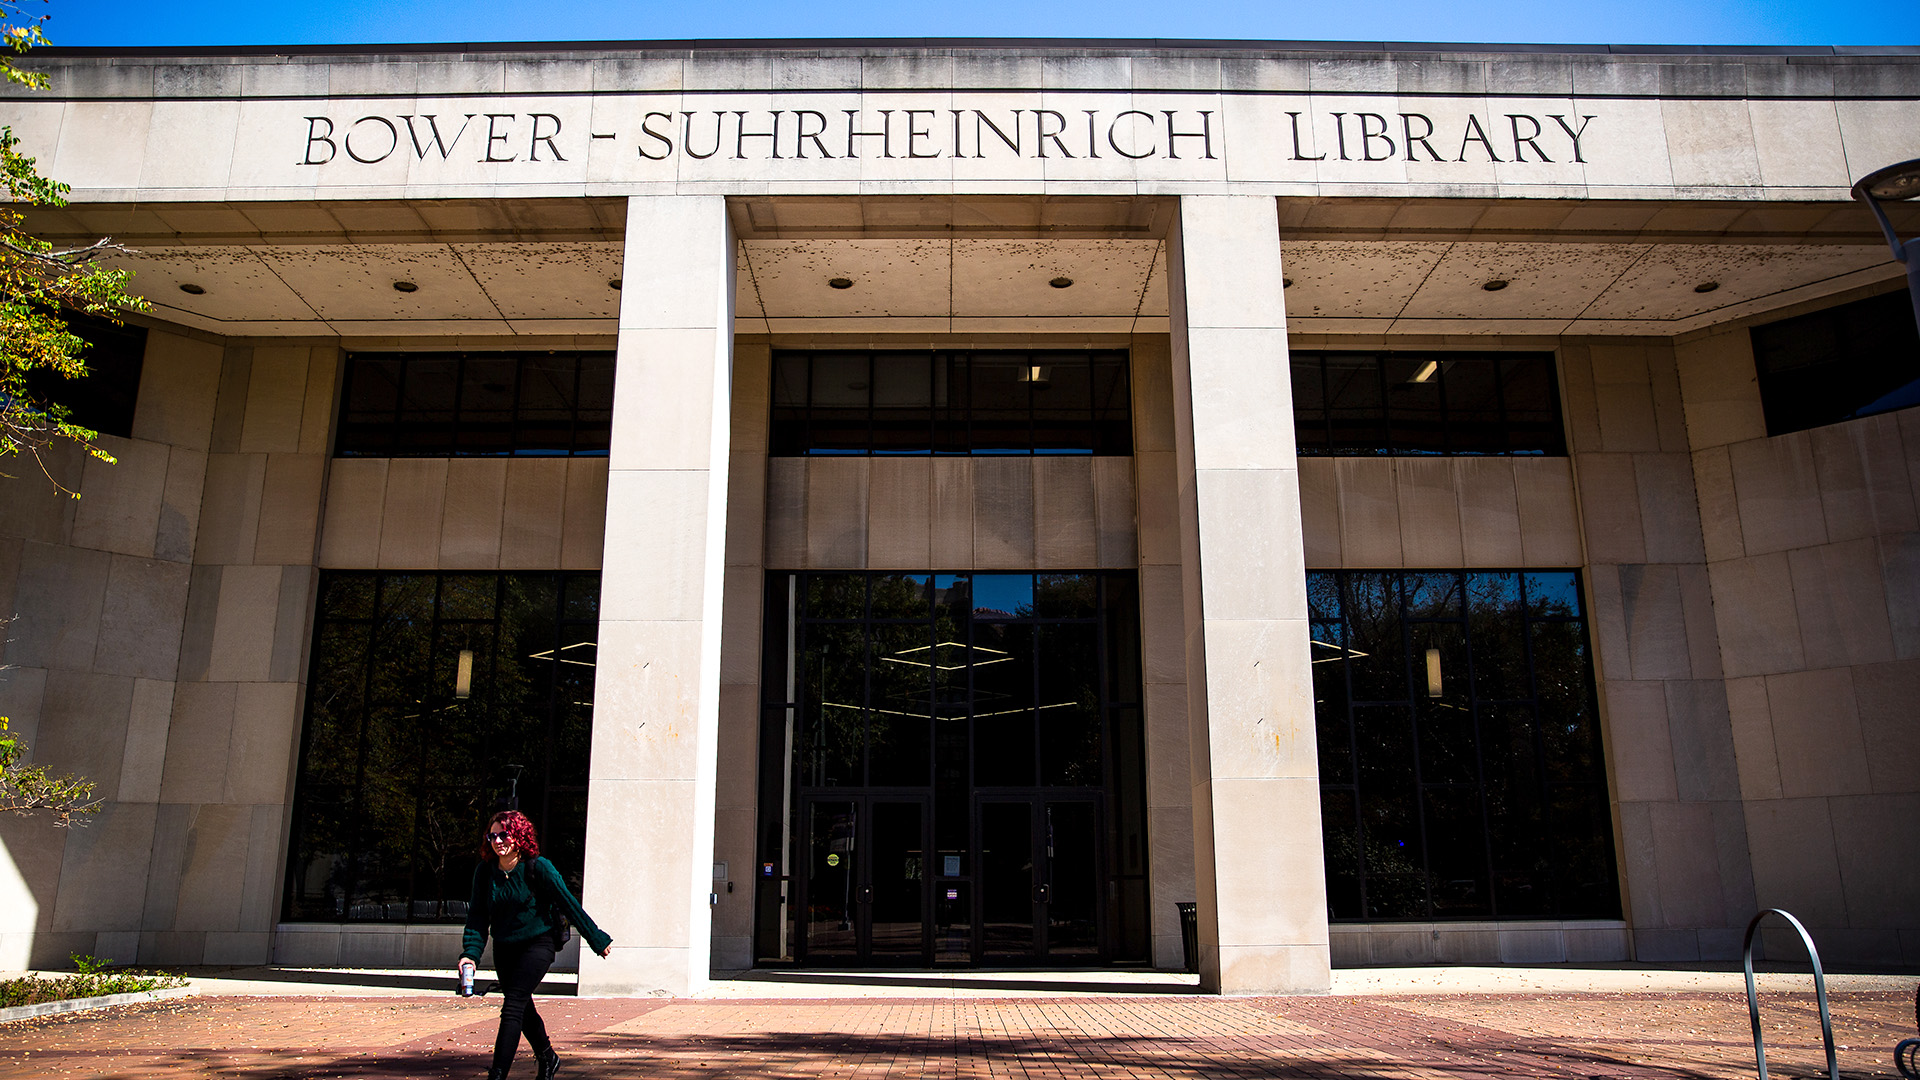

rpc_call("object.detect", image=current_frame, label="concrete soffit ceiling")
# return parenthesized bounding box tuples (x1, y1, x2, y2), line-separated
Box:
(65, 195, 1918, 339)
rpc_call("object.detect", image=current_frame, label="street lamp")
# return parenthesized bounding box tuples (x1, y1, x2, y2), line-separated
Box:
(1852, 157, 1920, 332)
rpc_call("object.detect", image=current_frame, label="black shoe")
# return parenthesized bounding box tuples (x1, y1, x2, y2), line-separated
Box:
(535, 1047, 561, 1080)
(486, 1069, 509, 1080)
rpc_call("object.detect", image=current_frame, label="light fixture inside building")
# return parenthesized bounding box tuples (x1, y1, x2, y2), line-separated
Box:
(455, 649, 474, 699)
(393, 280, 419, 293)
(1694, 281, 1720, 293)
(179, 283, 206, 295)
(1481, 279, 1509, 292)
(1017, 365, 1051, 383)
(1408, 360, 1440, 384)
(1049, 276, 1073, 289)
(1425, 648, 1443, 698)
(828, 277, 854, 290)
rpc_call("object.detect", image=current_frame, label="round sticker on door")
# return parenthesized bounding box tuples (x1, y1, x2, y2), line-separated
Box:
(826, 854, 840, 867)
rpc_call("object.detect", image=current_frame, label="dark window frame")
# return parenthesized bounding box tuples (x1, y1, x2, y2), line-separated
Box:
(1310, 568, 1618, 923)
(22, 311, 147, 440)
(753, 570, 1149, 963)
(1291, 350, 1566, 457)
(282, 570, 600, 925)
(770, 350, 1133, 456)
(334, 350, 614, 457)
(1750, 289, 1920, 437)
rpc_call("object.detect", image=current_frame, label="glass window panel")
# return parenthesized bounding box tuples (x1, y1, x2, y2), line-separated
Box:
(1291, 356, 1329, 456)
(870, 353, 933, 453)
(1385, 355, 1446, 454)
(286, 785, 356, 920)
(561, 574, 599, 623)
(869, 623, 933, 787)
(1441, 356, 1503, 453)
(1293, 351, 1564, 457)
(1032, 354, 1095, 453)
(1311, 626, 1353, 785)
(771, 350, 1129, 455)
(1089, 353, 1132, 455)
(1307, 573, 1343, 622)
(969, 354, 1032, 452)
(932, 354, 971, 454)
(869, 574, 932, 621)
(1325, 354, 1387, 453)
(808, 352, 873, 453)
(973, 712, 1036, 786)
(1038, 625, 1101, 786)
(972, 623, 1034, 715)
(1403, 572, 1463, 620)
(1320, 789, 1362, 919)
(1033, 573, 1097, 619)
(1500, 356, 1562, 455)
(1344, 574, 1406, 702)
(806, 574, 866, 620)
(1422, 785, 1490, 916)
(771, 353, 809, 455)
(412, 787, 488, 916)
(969, 574, 1034, 620)
(802, 625, 866, 787)
(457, 357, 518, 454)
(288, 571, 599, 923)
(1751, 291, 1920, 437)
(337, 352, 611, 457)
(321, 573, 378, 620)
(572, 355, 615, 455)
(1524, 572, 1583, 618)
(1315, 569, 1610, 923)
(1546, 783, 1620, 917)
(1101, 574, 1141, 707)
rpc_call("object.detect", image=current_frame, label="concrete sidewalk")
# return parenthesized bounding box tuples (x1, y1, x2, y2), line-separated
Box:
(0, 967, 1914, 1080)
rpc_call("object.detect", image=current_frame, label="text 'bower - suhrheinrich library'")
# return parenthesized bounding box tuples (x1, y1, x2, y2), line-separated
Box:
(2, 39, 1917, 992)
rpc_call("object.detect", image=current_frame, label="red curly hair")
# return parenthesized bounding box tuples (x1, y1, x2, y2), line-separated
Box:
(482, 810, 541, 863)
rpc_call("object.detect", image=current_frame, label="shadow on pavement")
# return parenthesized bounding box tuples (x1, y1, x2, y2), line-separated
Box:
(183, 967, 577, 996)
(719, 968, 1204, 996)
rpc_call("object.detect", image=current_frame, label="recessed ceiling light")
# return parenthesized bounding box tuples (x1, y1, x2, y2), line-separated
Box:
(1049, 276, 1073, 289)
(178, 283, 205, 295)
(1282, 278, 1294, 288)
(1694, 281, 1720, 293)
(392, 280, 419, 293)
(608, 278, 622, 291)
(1482, 279, 1510, 292)
(828, 277, 854, 290)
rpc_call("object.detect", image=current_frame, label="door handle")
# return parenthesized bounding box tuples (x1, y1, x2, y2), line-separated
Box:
(1035, 884, 1051, 904)
(857, 884, 873, 904)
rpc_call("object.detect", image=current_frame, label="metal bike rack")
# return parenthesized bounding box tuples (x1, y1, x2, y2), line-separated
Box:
(1742, 908, 1838, 1080)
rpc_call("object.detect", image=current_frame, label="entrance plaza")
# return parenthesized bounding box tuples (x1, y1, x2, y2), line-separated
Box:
(0, 37, 1919, 1003)
(1, 968, 1917, 1079)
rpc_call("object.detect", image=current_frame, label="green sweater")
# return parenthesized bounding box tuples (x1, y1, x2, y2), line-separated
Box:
(461, 856, 612, 962)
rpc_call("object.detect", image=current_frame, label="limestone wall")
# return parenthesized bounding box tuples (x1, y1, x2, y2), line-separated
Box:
(1675, 287, 1920, 966)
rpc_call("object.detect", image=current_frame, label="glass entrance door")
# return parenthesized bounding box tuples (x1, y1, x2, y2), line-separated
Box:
(799, 796, 931, 963)
(977, 796, 1102, 961)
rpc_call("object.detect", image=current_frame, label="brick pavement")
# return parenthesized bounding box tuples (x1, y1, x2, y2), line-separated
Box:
(0, 990, 1912, 1080)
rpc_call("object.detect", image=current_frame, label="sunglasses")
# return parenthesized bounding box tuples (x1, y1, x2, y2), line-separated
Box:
(485, 831, 513, 843)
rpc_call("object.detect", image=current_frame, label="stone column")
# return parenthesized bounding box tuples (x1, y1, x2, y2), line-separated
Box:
(1165, 195, 1330, 994)
(579, 196, 736, 997)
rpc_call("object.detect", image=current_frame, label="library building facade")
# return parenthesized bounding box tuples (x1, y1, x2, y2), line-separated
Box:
(0, 39, 1917, 994)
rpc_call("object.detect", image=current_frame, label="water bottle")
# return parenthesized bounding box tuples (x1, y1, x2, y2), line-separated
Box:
(458, 959, 475, 997)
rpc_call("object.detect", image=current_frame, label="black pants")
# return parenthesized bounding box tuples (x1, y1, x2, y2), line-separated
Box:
(490, 937, 556, 1073)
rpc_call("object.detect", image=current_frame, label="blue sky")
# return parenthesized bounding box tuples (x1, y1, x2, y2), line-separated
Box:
(37, 0, 1920, 48)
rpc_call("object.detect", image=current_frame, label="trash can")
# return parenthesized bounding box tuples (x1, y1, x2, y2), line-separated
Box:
(1176, 902, 1198, 974)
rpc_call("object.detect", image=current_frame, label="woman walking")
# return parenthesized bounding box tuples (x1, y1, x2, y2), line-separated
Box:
(459, 811, 613, 1080)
